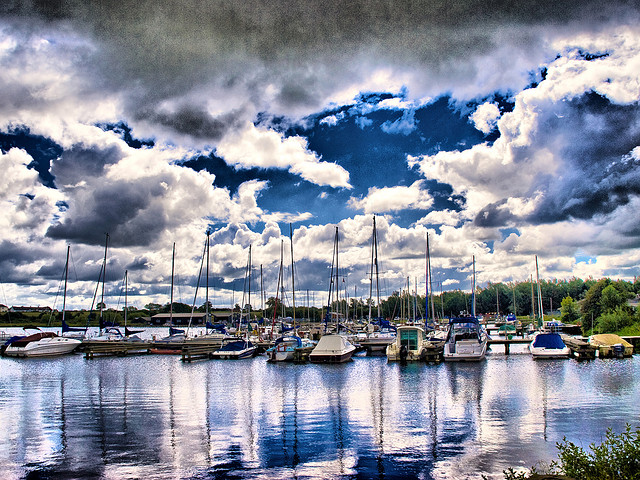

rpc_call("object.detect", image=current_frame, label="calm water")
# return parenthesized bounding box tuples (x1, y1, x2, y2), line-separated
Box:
(1, 339, 639, 480)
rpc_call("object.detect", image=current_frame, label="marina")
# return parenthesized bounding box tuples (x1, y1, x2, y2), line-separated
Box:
(1, 343, 639, 480)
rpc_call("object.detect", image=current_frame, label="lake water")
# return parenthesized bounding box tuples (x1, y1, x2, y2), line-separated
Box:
(1, 335, 639, 479)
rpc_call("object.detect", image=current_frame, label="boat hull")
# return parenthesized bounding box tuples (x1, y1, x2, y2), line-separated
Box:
(4, 337, 81, 357)
(308, 350, 355, 363)
(529, 348, 571, 359)
(308, 334, 356, 363)
(210, 346, 256, 359)
(529, 332, 570, 359)
(443, 340, 487, 362)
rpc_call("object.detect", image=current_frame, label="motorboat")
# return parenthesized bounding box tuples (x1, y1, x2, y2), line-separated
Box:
(266, 335, 314, 362)
(443, 316, 488, 361)
(309, 334, 356, 363)
(210, 337, 257, 359)
(589, 334, 633, 358)
(386, 325, 428, 361)
(3, 329, 81, 357)
(529, 332, 571, 359)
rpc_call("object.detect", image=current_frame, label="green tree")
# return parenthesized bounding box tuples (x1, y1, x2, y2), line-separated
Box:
(600, 284, 623, 313)
(581, 278, 611, 321)
(596, 306, 634, 333)
(559, 296, 580, 323)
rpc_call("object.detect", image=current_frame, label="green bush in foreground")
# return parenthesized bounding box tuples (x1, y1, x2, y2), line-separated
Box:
(502, 425, 640, 480)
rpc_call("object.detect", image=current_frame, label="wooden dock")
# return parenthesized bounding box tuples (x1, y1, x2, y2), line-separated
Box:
(83, 341, 152, 358)
(487, 337, 532, 354)
(562, 336, 597, 360)
(180, 344, 219, 362)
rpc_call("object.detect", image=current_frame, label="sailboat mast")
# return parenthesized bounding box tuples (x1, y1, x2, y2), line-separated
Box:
(535, 255, 543, 327)
(472, 255, 476, 317)
(100, 233, 109, 333)
(248, 244, 252, 326)
(170, 242, 175, 327)
(290, 224, 296, 332)
(335, 227, 339, 329)
(368, 217, 375, 322)
(62, 245, 70, 324)
(271, 240, 283, 340)
(206, 231, 210, 330)
(124, 270, 128, 327)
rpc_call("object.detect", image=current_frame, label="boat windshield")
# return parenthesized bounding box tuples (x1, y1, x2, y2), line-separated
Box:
(400, 329, 421, 350)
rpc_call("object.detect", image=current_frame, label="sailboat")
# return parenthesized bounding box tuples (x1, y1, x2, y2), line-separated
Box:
(309, 226, 357, 363)
(211, 244, 256, 359)
(150, 243, 187, 354)
(529, 255, 570, 359)
(4, 246, 81, 357)
(266, 225, 315, 362)
(359, 216, 395, 353)
(90, 270, 146, 342)
(443, 256, 488, 361)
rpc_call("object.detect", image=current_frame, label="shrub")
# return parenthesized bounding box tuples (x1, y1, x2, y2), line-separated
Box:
(503, 425, 640, 479)
(596, 307, 634, 333)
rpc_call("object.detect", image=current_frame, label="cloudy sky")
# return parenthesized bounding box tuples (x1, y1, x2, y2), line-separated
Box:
(1, 0, 640, 311)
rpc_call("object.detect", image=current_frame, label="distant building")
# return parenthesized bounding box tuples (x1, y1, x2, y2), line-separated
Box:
(0, 304, 8, 313)
(10, 306, 53, 313)
(150, 312, 207, 326)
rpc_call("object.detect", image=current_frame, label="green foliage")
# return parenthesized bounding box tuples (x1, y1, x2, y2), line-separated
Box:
(555, 425, 640, 479)
(581, 278, 612, 322)
(596, 306, 634, 333)
(503, 425, 640, 480)
(560, 296, 580, 323)
(600, 285, 623, 313)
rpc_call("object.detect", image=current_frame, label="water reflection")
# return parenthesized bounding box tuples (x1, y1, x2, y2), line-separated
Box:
(1, 354, 639, 479)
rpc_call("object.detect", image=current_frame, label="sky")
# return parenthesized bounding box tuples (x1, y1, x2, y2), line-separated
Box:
(1, 0, 640, 311)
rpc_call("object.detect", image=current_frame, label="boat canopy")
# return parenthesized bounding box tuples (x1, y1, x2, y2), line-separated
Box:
(449, 316, 480, 327)
(219, 339, 253, 351)
(533, 333, 566, 349)
(273, 336, 302, 348)
(62, 320, 87, 333)
(169, 326, 185, 336)
(206, 322, 227, 333)
(314, 334, 352, 352)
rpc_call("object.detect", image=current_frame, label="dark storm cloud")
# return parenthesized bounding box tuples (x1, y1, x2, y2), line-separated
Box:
(3, 0, 638, 142)
(52, 144, 123, 186)
(0, 240, 43, 283)
(474, 200, 516, 228)
(527, 94, 640, 225)
(140, 105, 247, 142)
(45, 180, 166, 247)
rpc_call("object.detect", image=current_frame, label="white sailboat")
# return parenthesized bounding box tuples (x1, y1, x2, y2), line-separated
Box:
(4, 246, 81, 357)
(310, 226, 357, 363)
(443, 256, 488, 361)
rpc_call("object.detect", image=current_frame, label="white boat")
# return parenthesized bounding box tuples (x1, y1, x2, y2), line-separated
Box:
(309, 334, 356, 363)
(589, 334, 634, 358)
(443, 316, 488, 361)
(266, 335, 315, 362)
(5, 246, 81, 358)
(3, 330, 81, 357)
(386, 325, 428, 361)
(529, 332, 570, 359)
(210, 337, 256, 359)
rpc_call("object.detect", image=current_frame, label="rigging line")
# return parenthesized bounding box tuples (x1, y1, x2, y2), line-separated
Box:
(89, 263, 103, 315)
(114, 271, 126, 313)
(47, 251, 67, 327)
(0, 271, 13, 325)
(187, 237, 208, 333)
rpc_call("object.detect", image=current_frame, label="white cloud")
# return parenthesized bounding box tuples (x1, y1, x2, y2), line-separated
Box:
(381, 109, 416, 135)
(470, 102, 500, 134)
(348, 181, 433, 214)
(216, 122, 352, 188)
